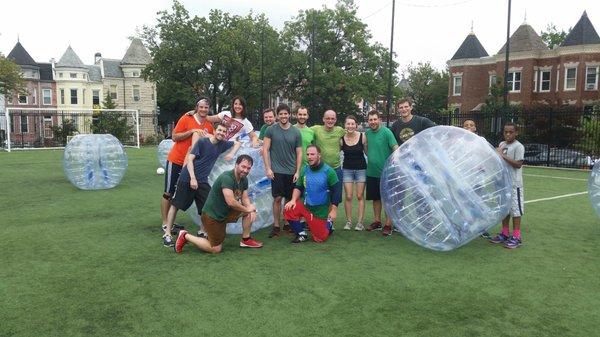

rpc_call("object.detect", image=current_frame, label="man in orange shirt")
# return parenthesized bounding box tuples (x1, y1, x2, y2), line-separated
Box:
(161, 98, 214, 247)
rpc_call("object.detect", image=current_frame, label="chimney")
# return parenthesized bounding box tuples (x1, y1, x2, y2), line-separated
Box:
(95, 52, 102, 65)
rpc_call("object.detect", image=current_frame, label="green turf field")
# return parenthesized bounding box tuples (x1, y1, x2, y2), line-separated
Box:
(1, 147, 599, 337)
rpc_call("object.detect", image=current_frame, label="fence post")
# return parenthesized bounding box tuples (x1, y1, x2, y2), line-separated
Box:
(545, 108, 553, 166)
(136, 110, 140, 149)
(6, 108, 11, 152)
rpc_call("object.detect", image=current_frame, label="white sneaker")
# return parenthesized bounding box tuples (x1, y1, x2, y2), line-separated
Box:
(355, 222, 365, 231)
(343, 221, 352, 230)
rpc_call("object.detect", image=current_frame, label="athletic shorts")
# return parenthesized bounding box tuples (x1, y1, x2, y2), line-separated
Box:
(342, 169, 366, 183)
(272, 173, 294, 200)
(510, 186, 524, 217)
(170, 180, 211, 212)
(366, 176, 381, 201)
(163, 161, 183, 195)
(201, 210, 242, 247)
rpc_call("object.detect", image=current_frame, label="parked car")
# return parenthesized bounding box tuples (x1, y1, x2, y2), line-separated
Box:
(523, 143, 549, 165)
(524, 145, 591, 168)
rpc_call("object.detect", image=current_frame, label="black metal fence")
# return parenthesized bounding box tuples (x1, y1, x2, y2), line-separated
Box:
(419, 108, 600, 169)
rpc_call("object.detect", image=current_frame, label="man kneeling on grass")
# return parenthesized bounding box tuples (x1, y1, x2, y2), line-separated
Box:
(283, 144, 341, 243)
(174, 154, 263, 253)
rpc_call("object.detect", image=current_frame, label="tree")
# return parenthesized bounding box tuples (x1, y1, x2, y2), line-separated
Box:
(540, 24, 568, 49)
(281, 0, 397, 122)
(399, 62, 449, 114)
(0, 55, 24, 96)
(90, 93, 133, 142)
(51, 119, 78, 146)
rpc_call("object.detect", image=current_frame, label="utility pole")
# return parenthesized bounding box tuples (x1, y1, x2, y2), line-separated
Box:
(503, 0, 512, 110)
(386, 0, 396, 127)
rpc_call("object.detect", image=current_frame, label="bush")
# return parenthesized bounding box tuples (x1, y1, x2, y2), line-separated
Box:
(50, 119, 78, 146)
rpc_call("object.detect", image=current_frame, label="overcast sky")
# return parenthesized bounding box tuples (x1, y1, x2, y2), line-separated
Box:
(1, 0, 598, 74)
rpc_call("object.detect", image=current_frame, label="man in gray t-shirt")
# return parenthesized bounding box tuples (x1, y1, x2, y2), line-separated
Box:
(262, 103, 302, 237)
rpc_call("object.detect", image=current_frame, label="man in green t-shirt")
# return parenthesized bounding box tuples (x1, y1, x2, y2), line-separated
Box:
(174, 155, 263, 254)
(294, 106, 314, 166)
(310, 110, 346, 206)
(364, 110, 398, 236)
(258, 108, 275, 140)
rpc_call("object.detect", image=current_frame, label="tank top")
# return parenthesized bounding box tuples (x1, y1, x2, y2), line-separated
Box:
(341, 133, 367, 170)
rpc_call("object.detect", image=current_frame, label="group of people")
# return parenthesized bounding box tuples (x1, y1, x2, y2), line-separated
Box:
(159, 95, 525, 254)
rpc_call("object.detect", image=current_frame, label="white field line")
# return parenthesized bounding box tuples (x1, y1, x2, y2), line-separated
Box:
(525, 191, 588, 204)
(524, 173, 588, 182)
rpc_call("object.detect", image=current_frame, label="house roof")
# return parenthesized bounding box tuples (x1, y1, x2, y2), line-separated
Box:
(561, 11, 600, 46)
(38, 63, 53, 81)
(121, 38, 151, 65)
(451, 33, 489, 60)
(497, 23, 548, 54)
(7, 41, 37, 67)
(56, 46, 86, 69)
(102, 59, 124, 78)
(87, 65, 102, 82)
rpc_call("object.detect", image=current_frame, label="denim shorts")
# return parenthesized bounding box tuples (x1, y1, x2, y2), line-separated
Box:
(342, 169, 366, 183)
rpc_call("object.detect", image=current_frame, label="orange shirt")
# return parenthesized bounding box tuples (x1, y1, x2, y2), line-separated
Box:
(167, 114, 214, 165)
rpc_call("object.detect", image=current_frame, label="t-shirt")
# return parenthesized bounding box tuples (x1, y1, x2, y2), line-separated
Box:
(390, 115, 436, 145)
(202, 170, 248, 221)
(296, 162, 338, 219)
(217, 111, 254, 141)
(167, 114, 215, 165)
(295, 124, 315, 166)
(178, 137, 234, 183)
(499, 140, 524, 187)
(258, 124, 271, 140)
(310, 125, 346, 169)
(265, 123, 302, 175)
(365, 126, 398, 178)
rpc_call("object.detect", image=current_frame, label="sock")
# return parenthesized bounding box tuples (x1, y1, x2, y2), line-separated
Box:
(513, 229, 521, 239)
(289, 220, 305, 234)
(501, 227, 509, 236)
(299, 231, 307, 236)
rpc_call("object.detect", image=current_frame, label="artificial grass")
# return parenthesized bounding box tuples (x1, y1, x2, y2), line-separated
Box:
(0, 148, 598, 337)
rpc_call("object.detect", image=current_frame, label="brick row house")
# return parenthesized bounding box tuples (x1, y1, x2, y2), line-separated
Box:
(447, 11, 600, 113)
(4, 38, 157, 147)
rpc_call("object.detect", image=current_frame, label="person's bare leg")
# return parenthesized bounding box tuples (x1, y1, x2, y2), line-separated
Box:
(272, 196, 283, 228)
(185, 234, 222, 253)
(242, 213, 253, 238)
(164, 205, 178, 236)
(373, 200, 382, 223)
(344, 182, 354, 223)
(356, 182, 365, 224)
(161, 196, 171, 225)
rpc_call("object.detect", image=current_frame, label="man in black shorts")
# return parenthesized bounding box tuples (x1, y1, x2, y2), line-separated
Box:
(262, 103, 303, 238)
(162, 123, 240, 246)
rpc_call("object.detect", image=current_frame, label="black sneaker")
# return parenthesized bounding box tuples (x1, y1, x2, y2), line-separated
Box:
(197, 231, 208, 239)
(171, 224, 185, 236)
(291, 234, 308, 244)
(163, 234, 174, 247)
(268, 227, 281, 238)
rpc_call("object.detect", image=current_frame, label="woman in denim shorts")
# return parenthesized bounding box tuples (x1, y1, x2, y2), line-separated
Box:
(340, 115, 367, 230)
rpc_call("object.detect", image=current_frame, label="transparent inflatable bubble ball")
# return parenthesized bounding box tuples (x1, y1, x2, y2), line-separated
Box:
(63, 134, 128, 190)
(381, 126, 513, 251)
(589, 162, 600, 218)
(157, 139, 174, 169)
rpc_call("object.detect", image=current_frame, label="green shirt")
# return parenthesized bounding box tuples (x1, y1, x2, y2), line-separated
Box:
(202, 170, 248, 221)
(258, 124, 270, 140)
(365, 126, 398, 178)
(295, 124, 315, 166)
(310, 125, 345, 169)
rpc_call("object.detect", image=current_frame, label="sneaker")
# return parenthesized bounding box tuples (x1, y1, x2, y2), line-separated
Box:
(291, 234, 308, 244)
(327, 219, 335, 234)
(344, 221, 352, 230)
(174, 230, 188, 253)
(240, 237, 263, 248)
(489, 233, 509, 244)
(355, 222, 365, 231)
(504, 236, 522, 249)
(366, 221, 383, 231)
(171, 223, 185, 236)
(268, 227, 281, 238)
(163, 234, 174, 247)
(197, 231, 207, 239)
(480, 231, 492, 240)
(382, 225, 393, 236)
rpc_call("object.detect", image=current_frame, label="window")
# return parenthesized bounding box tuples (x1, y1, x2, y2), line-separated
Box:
(60, 89, 65, 104)
(59, 72, 63, 78)
(20, 115, 28, 133)
(32, 88, 37, 105)
(565, 67, 577, 90)
(533, 70, 538, 92)
(110, 85, 118, 100)
(586, 66, 599, 90)
(43, 116, 53, 138)
(82, 89, 86, 104)
(70, 73, 77, 79)
(489, 74, 497, 89)
(70, 89, 78, 105)
(83, 74, 87, 80)
(18, 93, 28, 104)
(508, 71, 521, 92)
(43, 89, 52, 105)
(133, 85, 140, 101)
(132, 71, 140, 77)
(539, 70, 551, 92)
(453, 76, 462, 96)
(92, 90, 100, 105)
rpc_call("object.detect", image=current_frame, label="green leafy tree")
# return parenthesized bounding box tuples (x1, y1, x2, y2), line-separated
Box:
(540, 24, 568, 49)
(399, 62, 449, 114)
(50, 119, 78, 146)
(90, 93, 133, 142)
(0, 55, 24, 96)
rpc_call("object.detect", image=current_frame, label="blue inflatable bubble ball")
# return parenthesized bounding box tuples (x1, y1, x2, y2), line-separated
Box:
(589, 162, 600, 218)
(187, 144, 274, 234)
(63, 134, 128, 190)
(157, 139, 174, 168)
(381, 126, 513, 251)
